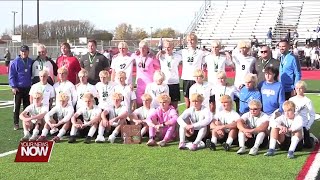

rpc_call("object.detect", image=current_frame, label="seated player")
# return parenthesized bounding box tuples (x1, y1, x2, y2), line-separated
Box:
(236, 99, 269, 155)
(130, 93, 155, 137)
(95, 70, 116, 110)
(239, 73, 261, 115)
(37, 92, 74, 142)
(146, 93, 178, 147)
(264, 101, 304, 159)
(69, 92, 101, 144)
(177, 93, 212, 151)
(96, 93, 128, 143)
(145, 70, 169, 109)
(75, 69, 98, 110)
(206, 95, 240, 151)
(289, 81, 316, 148)
(19, 92, 48, 141)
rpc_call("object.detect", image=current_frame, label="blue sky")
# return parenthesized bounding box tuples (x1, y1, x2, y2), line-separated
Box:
(0, 1, 203, 35)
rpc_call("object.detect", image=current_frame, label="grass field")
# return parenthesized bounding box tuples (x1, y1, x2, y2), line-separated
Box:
(0, 75, 320, 179)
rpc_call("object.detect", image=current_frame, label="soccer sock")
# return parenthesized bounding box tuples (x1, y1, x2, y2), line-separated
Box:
(41, 128, 49, 136)
(98, 125, 105, 136)
(194, 127, 207, 144)
(88, 126, 97, 137)
(226, 137, 234, 145)
(32, 129, 39, 136)
(289, 136, 300, 152)
(70, 126, 77, 136)
(57, 129, 66, 138)
(269, 137, 277, 150)
(179, 126, 186, 143)
(111, 130, 119, 137)
(211, 136, 217, 145)
(238, 132, 245, 147)
(254, 132, 265, 148)
(141, 126, 147, 136)
(24, 130, 30, 136)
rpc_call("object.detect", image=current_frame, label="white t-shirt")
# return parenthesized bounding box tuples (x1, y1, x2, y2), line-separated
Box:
(304, 47, 312, 57)
(29, 82, 55, 106)
(189, 82, 214, 109)
(214, 109, 240, 125)
(204, 54, 232, 84)
(76, 105, 101, 123)
(289, 96, 316, 129)
(95, 81, 116, 110)
(24, 104, 49, 123)
(132, 106, 155, 120)
(53, 80, 77, 107)
(145, 82, 169, 109)
(111, 55, 134, 85)
(45, 104, 74, 123)
(181, 49, 206, 80)
(177, 106, 212, 130)
(113, 84, 136, 113)
(240, 111, 269, 128)
(75, 83, 98, 110)
(272, 115, 303, 134)
(158, 53, 182, 84)
(32, 60, 54, 79)
(232, 54, 256, 87)
(214, 84, 239, 112)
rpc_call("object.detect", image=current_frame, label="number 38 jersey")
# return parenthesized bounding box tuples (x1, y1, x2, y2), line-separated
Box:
(232, 54, 256, 87)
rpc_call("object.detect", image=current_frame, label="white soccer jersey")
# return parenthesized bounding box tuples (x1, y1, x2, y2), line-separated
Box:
(53, 80, 77, 107)
(214, 84, 239, 112)
(240, 111, 269, 128)
(44, 104, 74, 123)
(145, 82, 169, 109)
(32, 60, 54, 79)
(232, 54, 256, 87)
(180, 49, 206, 80)
(76, 105, 101, 122)
(29, 82, 55, 106)
(289, 96, 316, 129)
(76, 83, 98, 110)
(95, 81, 116, 110)
(111, 55, 134, 85)
(177, 106, 212, 130)
(214, 109, 240, 125)
(114, 84, 136, 113)
(132, 106, 156, 120)
(273, 115, 303, 133)
(108, 105, 128, 119)
(158, 53, 182, 84)
(204, 54, 233, 84)
(189, 82, 214, 109)
(24, 104, 49, 123)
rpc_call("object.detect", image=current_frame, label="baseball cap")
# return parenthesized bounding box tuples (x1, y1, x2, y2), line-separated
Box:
(20, 45, 29, 52)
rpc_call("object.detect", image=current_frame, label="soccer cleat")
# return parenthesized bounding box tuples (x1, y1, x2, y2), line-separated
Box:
(50, 128, 59, 135)
(206, 139, 216, 151)
(178, 142, 186, 150)
(37, 136, 47, 141)
(146, 139, 156, 146)
(249, 147, 259, 156)
(236, 147, 246, 154)
(20, 134, 30, 141)
(157, 140, 167, 147)
(68, 136, 76, 143)
(51, 136, 60, 143)
(264, 149, 275, 156)
(287, 151, 295, 159)
(95, 135, 105, 143)
(107, 135, 116, 143)
(29, 135, 38, 141)
(222, 142, 230, 151)
(84, 136, 92, 144)
(14, 124, 19, 130)
(189, 143, 198, 151)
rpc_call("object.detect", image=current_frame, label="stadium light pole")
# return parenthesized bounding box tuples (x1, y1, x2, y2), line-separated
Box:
(37, 0, 40, 43)
(21, 0, 24, 41)
(12, 11, 18, 35)
(150, 27, 153, 47)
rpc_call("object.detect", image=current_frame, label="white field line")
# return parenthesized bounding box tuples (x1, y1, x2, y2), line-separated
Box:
(304, 146, 320, 179)
(0, 149, 17, 158)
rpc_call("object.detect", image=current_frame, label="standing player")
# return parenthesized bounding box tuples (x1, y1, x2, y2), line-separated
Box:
(75, 69, 98, 110)
(95, 70, 116, 110)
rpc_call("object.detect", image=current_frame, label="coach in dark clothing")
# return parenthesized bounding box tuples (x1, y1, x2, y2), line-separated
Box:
(9, 45, 33, 130)
(79, 39, 110, 85)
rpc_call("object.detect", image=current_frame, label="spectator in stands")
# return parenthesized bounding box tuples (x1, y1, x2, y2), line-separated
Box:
(304, 44, 313, 70)
(311, 30, 318, 47)
(253, 45, 279, 84)
(103, 49, 111, 60)
(278, 40, 301, 100)
(79, 39, 110, 85)
(271, 46, 281, 60)
(311, 50, 320, 69)
(56, 42, 81, 85)
(32, 44, 58, 86)
(9, 45, 33, 130)
(4, 48, 11, 73)
(266, 27, 273, 46)
(305, 29, 312, 45)
(293, 29, 299, 47)
(285, 29, 291, 43)
(251, 35, 259, 48)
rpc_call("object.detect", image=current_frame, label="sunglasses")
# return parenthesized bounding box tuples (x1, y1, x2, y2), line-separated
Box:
(260, 51, 268, 53)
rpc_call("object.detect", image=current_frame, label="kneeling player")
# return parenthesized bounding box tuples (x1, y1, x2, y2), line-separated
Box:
(236, 100, 269, 155)
(96, 93, 128, 143)
(69, 92, 101, 144)
(206, 95, 240, 151)
(37, 93, 74, 142)
(264, 101, 303, 159)
(19, 92, 48, 141)
(177, 93, 212, 151)
(146, 93, 178, 147)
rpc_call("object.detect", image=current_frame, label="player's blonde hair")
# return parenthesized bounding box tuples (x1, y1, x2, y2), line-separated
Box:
(118, 41, 128, 49)
(112, 92, 123, 100)
(237, 40, 251, 49)
(99, 70, 110, 78)
(211, 40, 221, 48)
(78, 69, 88, 77)
(59, 92, 70, 101)
(193, 69, 204, 78)
(163, 40, 174, 47)
(57, 67, 68, 74)
(39, 69, 49, 76)
(157, 93, 171, 103)
(139, 40, 149, 48)
(190, 93, 204, 102)
(82, 92, 94, 101)
(283, 101, 296, 112)
(33, 92, 43, 99)
(295, 80, 307, 90)
(220, 95, 232, 103)
(244, 73, 258, 87)
(248, 99, 262, 109)
(141, 93, 152, 101)
(216, 71, 227, 79)
(153, 70, 166, 82)
(117, 71, 127, 79)
(186, 33, 198, 42)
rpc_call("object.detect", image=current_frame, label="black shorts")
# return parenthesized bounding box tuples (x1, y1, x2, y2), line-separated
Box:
(284, 92, 292, 101)
(182, 80, 195, 98)
(245, 134, 269, 148)
(168, 84, 180, 102)
(279, 136, 303, 151)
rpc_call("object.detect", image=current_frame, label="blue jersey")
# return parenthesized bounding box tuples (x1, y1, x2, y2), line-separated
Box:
(258, 81, 285, 115)
(239, 87, 261, 115)
(279, 52, 301, 92)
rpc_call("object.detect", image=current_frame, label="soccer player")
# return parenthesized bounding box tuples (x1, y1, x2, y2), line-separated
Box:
(236, 100, 269, 155)
(95, 70, 116, 110)
(264, 101, 303, 159)
(144, 70, 169, 109)
(206, 95, 240, 151)
(19, 92, 48, 141)
(75, 69, 98, 110)
(96, 93, 128, 143)
(289, 81, 316, 148)
(239, 73, 261, 115)
(69, 93, 101, 144)
(146, 93, 178, 147)
(37, 92, 74, 142)
(177, 93, 212, 151)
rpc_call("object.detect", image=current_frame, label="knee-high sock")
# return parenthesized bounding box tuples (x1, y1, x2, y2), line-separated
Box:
(41, 128, 49, 136)
(88, 126, 97, 137)
(163, 125, 176, 141)
(289, 136, 300, 152)
(70, 126, 78, 136)
(98, 125, 105, 136)
(194, 127, 207, 145)
(226, 136, 234, 145)
(32, 129, 39, 136)
(238, 131, 245, 147)
(141, 126, 147, 136)
(57, 129, 67, 138)
(269, 137, 277, 150)
(179, 126, 186, 143)
(254, 132, 265, 148)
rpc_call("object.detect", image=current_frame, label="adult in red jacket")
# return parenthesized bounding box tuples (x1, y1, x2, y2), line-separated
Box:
(56, 42, 81, 85)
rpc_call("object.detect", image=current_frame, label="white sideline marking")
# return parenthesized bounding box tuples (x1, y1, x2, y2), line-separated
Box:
(0, 149, 17, 158)
(304, 146, 320, 180)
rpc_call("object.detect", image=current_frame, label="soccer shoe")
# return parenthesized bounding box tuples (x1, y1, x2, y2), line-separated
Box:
(178, 142, 186, 150)
(198, 141, 206, 149)
(68, 136, 76, 143)
(205, 139, 216, 151)
(157, 140, 167, 147)
(51, 136, 60, 143)
(14, 124, 19, 130)
(29, 135, 38, 141)
(287, 151, 295, 159)
(107, 135, 116, 143)
(249, 147, 259, 156)
(20, 134, 30, 141)
(264, 149, 275, 156)
(37, 136, 47, 141)
(95, 135, 105, 143)
(146, 139, 156, 146)
(84, 136, 92, 144)
(189, 143, 198, 151)
(222, 142, 230, 151)
(236, 147, 246, 155)
(50, 128, 59, 135)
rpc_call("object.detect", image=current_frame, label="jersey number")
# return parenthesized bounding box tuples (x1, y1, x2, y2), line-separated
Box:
(242, 65, 245, 70)
(120, 64, 126, 69)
